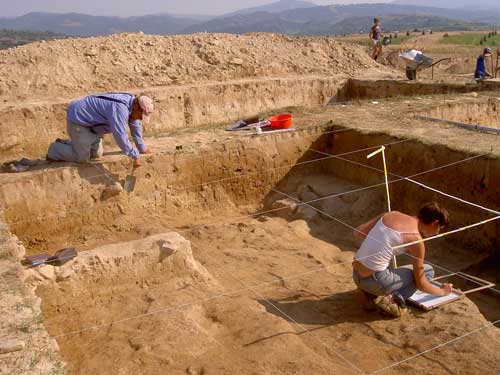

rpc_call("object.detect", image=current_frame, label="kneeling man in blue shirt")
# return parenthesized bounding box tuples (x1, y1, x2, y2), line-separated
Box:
(47, 93, 154, 167)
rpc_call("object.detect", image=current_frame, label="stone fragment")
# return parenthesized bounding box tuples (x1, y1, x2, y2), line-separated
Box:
(271, 198, 297, 212)
(230, 58, 244, 65)
(101, 182, 123, 200)
(55, 267, 74, 282)
(37, 265, 55, 281)
(0, 340, 25, 354)
(160, 242, 178, 260)
(24, 269, 44, 284)
(159, 234, 190, 262)
(84, 49, 98, 57)
(295, 205, 318, 220)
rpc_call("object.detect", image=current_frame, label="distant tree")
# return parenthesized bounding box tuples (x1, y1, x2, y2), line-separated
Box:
(480, 39, 484, 45)
(488, 32, 492, 38)
(395, 33, 398, 39)
(406, 31, 410, 36)
(389, 34, 393, 39)
(443, 33, 449, 38)
(430, 30, 433, 34)
(422, 30, 426, 35)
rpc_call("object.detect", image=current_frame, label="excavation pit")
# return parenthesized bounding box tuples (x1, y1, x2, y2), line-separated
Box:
(416, 97, 500, 133)
(1, 127, 499, 375)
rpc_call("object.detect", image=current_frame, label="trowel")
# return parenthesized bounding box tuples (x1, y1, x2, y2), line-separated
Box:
(124, 164, 137, 193)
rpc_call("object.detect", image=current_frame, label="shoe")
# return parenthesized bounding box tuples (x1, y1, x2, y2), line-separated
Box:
(55, 138, 71, 145)
(45, 155, 63, 162)
(375, 294, 408, 318)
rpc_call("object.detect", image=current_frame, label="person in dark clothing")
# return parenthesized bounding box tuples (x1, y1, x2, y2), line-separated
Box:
(475, 47, 493, 81)
(369, 18, 383, 61)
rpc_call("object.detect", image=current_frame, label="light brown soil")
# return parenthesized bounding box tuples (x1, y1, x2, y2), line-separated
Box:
(0, 32, 499, 375)
(418, 97, 500, 129)
(34, 217, 500, 375)
(0, 33, 389, 102)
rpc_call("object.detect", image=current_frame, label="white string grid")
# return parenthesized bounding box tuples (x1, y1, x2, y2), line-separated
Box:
(1, 150, 492, 277)
(43, 198, 499, 374)
(1, 131, 498, 373)
(1, 151, 488, 280)
(309, 149, 500, 216)
(37, 168, 500, 358)
(0, 124, 354, 189)
(367, 319, 500, 375)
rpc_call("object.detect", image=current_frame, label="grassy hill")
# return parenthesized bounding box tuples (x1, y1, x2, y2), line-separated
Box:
(440, 32, 500, 46)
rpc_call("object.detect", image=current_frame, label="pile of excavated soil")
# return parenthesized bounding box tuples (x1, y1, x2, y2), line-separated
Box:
(0, 32, 388, 102)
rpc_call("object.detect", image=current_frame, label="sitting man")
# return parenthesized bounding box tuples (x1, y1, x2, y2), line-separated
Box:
(475, 47, 493, 81)
(352, 202, 452, 317)
(47, 93, 154, 167)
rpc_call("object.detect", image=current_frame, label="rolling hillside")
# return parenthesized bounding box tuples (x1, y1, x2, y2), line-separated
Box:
(0, 2, 499, 38)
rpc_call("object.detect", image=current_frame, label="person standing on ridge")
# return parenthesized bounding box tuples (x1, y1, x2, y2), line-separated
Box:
(47, 93, 154, 167)
(369, 18, 383, 61)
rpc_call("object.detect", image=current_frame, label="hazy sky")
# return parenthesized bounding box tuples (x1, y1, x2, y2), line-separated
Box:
(1, 0, 392, 18)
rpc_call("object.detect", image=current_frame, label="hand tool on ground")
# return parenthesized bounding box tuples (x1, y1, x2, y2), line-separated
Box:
(124, 163, 137, 193)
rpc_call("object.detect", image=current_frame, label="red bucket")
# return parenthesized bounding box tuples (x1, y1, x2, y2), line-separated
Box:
(269, 114, 292, 129)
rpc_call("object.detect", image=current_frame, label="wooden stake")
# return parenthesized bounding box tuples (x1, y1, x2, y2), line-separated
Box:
(367, 146, 397, 268)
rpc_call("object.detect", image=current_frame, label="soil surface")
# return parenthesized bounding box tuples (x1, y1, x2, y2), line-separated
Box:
(0, 32, 499, 375)
(0, 33, 390, 102)
(34, 211, 500, 375)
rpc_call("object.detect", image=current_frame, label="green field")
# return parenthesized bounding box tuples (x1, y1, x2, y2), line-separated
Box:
(440, 33, 500, 46)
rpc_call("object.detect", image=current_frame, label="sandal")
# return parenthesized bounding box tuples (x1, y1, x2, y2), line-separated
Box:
(375, 294, 408, 318)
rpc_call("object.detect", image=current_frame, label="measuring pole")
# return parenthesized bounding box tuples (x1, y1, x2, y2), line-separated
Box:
(367, 146, 397, 268)
(491, 52, 495, 79)
(496, 46, 499, 78)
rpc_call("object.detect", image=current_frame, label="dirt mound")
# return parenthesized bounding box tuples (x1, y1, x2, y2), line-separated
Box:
(0, 32, 387, 102)
(27, 232, 216, 287)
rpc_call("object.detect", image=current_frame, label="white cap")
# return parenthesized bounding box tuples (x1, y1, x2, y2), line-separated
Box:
(138, 96, 154, 123)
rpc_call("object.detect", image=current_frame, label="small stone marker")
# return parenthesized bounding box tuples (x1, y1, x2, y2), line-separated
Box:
(0, 340, 25, 354)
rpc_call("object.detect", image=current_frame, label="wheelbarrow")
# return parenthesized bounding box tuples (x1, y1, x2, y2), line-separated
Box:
(399, 50, 451, 80)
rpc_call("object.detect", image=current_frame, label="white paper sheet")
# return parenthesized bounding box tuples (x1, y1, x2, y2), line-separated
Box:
(409, 288, 462, 309)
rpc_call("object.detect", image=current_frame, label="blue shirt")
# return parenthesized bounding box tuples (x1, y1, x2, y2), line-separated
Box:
(67, 93, 145, 159)
(475, 55, 486, 78)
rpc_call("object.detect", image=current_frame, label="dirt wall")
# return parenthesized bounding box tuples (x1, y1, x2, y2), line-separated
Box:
(319, 131, 500, 253)
(334, 78, 500, 102)
(418, 98, 500, 128)
(0, 126, 330, 254)
(0, 76, 344, 162)
(0, 217, 64, 374)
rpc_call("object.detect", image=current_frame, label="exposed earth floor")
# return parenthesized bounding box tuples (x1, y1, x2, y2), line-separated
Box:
(0, 34, 499, 375)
